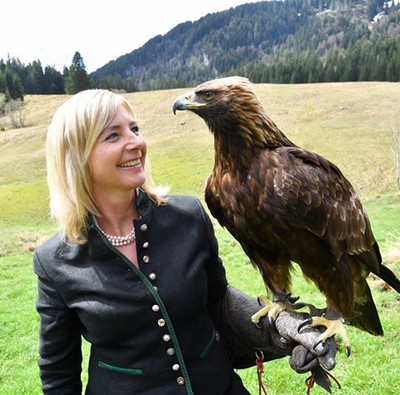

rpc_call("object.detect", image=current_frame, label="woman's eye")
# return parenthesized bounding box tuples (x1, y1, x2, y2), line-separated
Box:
(105, 132, 118, 141)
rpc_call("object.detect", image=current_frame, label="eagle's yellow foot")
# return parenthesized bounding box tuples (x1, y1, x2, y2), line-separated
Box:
(251, 294, 306, 327)
(251, 295, 286, 325)
(301, 315, 351, 357)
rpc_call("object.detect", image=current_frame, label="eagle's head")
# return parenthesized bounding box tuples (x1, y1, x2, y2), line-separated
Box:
(173, 76, 289, 148)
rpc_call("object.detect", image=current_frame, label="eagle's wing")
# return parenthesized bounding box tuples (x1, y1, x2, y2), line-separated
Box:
(255, 146, 380, 271)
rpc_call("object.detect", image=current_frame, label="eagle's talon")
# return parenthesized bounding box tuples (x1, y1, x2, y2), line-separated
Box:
(285, 294, 300, 304)
(253, 321, 263, 330)
(307, 304, 327, 318)
(267, 314, 275, 328)
(313, 337, 324, 350)
(298, 317, 313, 333)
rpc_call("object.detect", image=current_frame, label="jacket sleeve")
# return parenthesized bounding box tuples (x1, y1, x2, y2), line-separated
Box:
(210, 285, 294, 368)
(33, 251, 83, 395)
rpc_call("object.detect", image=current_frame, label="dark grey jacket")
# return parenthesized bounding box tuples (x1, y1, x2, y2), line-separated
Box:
(34, 192, 251, 394)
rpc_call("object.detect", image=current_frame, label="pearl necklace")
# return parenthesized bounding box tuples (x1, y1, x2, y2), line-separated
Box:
(100, 227, 136, 247)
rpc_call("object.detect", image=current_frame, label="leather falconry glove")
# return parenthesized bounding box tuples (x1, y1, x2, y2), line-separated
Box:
(212, 286, 337, 393)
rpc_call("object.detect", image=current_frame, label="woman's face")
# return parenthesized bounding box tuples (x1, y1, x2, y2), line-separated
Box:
(89, 105, 147, 198)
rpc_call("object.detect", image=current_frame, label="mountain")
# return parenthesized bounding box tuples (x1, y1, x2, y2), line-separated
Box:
(90, 0, 400, 91)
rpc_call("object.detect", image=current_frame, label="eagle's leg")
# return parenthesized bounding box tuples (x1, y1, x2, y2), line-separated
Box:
(251, 293, 307, 326)
(299, 310, 351, 357)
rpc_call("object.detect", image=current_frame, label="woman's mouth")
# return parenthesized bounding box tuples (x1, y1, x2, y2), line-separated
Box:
(117, 159, 141, 168)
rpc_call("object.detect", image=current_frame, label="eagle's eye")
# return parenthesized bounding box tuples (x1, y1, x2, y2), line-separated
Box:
(203, 91, 214, 101)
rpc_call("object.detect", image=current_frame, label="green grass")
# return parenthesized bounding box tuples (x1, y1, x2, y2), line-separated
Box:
(1, 82, 400, 394)
(363, 193, 400, 245)
(0, 253, 41, 394)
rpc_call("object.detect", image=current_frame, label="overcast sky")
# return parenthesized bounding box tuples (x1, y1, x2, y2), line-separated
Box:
(2, 0, 256, 73)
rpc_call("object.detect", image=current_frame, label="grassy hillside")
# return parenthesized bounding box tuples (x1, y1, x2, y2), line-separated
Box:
(1, 82, 400, 394)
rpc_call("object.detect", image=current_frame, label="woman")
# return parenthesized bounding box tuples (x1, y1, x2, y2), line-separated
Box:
(34, 89, 336, 394)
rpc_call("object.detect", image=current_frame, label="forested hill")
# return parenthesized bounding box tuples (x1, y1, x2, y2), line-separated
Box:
(91, 0, 400, 91)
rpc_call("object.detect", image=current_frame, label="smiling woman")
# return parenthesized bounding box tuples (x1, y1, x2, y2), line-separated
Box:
(33, 88, 337, 395)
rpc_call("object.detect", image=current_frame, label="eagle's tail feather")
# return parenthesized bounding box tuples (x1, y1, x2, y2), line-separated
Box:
(351, 280, 383, 336)
(376, 264, 400, 294)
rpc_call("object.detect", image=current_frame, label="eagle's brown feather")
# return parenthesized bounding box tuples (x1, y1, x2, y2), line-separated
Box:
(173, 76, 400, 337)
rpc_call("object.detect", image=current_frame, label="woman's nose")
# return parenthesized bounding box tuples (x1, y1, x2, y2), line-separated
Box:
(125, 132, 144, 150)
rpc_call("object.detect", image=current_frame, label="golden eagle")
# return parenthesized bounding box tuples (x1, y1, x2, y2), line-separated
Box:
(173, 76, 400, 354)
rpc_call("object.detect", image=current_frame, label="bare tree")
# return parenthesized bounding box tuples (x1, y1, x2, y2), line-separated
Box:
(391, 124, 400, 190)
(5, 98, 26, 129)
(0, 93, 6, 114)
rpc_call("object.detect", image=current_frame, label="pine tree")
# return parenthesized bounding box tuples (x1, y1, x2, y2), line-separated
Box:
(25, 60, 45, 94)
(44, 66, 64, 94)
(0, 70, 6, 92)
(4, 68, 24, 100)
(64, 52, 91, 94)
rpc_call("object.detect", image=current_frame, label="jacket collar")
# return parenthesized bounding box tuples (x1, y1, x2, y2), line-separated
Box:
(136, 188, 153, 218)
(88, 189, 154, 229)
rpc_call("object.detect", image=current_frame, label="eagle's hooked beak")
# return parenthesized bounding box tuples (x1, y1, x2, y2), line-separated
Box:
(172, 94, 206, 114)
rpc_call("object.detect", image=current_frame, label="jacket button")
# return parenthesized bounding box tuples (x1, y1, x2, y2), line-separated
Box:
(149, 273, 156, 280)
(172, 364, 180, 371)
(152, 304, 160, 312)
(143, 255, 150, 264)
(167, 348, 175, 356)
(158, 319, 166, 327)
(177, 377, 185, 385)
(163, 334, 171, 342)
(140, 224, 148, 232)
(143, 241, 149, 248)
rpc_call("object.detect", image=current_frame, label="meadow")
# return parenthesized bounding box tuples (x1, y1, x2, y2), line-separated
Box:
(1, 81, 400, 394)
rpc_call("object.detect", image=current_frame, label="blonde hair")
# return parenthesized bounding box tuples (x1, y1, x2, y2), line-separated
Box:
(46, 89, 166, 244)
